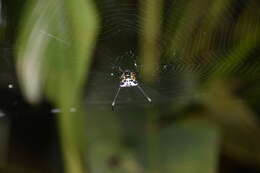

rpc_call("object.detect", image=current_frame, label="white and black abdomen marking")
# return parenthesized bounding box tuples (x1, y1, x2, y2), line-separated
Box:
(120, 77, 138, 87)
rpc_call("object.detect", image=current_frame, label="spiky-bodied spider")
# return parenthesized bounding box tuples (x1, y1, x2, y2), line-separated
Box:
(112, 67, 152, 110)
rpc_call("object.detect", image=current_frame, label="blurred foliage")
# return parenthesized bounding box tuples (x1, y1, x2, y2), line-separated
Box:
(16, 0, 99, 173)
(0, 0, 258, 173)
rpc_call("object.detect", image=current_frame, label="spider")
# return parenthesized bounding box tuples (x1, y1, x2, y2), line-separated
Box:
(112, 67, 152, 110)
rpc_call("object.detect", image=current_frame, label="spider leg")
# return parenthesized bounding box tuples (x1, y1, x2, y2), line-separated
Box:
(137, 85, 152, 102)
(119, 66, 124, 73)
(133, 60, 141, 73)
(112, 86, 121, 111)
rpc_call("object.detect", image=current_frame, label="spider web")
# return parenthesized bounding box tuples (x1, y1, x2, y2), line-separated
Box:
(1, 0, 260, 113)
(84, 0, 260, 111)
(84, 48, 197, 111)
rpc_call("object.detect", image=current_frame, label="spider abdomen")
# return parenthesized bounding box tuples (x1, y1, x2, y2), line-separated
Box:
(120, 78, 138, 87)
